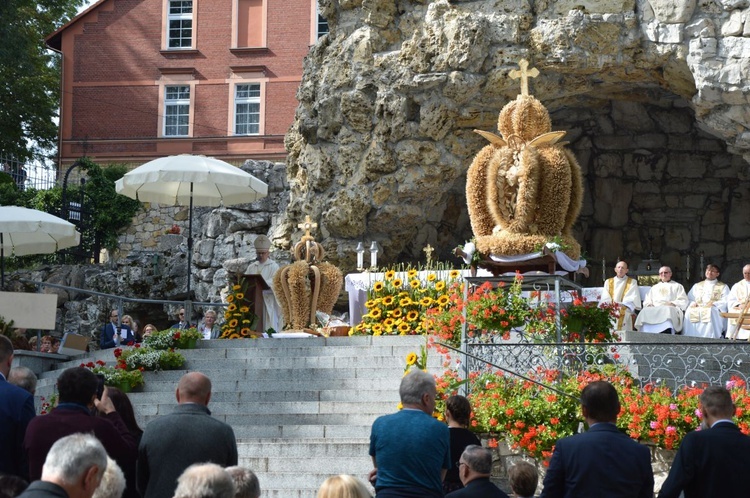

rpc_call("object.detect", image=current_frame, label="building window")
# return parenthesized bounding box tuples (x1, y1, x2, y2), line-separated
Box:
(164, 85, 190, 136)
(168, 0, 193, 49)
(234, 84, 261, 135)
(317, 13, 328, 39)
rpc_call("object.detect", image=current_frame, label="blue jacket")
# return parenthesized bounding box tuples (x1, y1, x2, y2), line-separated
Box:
(0, 374, 35, 478)
(101, 322, 135, 349)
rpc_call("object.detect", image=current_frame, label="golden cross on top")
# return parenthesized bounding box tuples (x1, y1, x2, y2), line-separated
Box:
(423, 244, 434, 265)
(509, 59, 539, 97)
(297, 215, 318, 238)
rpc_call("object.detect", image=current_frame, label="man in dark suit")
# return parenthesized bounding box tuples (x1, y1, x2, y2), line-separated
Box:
(658, 385, 750, 498)
(170, 308, 191, 330)
(137, 372, 238, 498)
(23, 367, 138, 497)
(540, 380, 653, 498)
(101, 309, 135, 349)
(446, 445, 508, 498)
(0, 335, 35, 479)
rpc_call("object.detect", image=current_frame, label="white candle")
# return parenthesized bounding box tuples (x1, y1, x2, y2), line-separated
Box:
(370, 241, 378, 268)
(356, 242, 364, 269)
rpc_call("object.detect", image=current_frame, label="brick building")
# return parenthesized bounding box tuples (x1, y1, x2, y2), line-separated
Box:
(46, 0, 328, 168)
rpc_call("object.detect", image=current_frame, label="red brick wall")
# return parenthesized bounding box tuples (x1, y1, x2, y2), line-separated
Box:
(58, 0, 311, 162)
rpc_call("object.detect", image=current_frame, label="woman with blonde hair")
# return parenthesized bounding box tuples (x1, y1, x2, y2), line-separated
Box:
(317, 475, 371, 498)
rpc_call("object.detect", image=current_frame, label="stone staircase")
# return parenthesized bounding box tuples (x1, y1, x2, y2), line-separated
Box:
(34, 335, 441, 498)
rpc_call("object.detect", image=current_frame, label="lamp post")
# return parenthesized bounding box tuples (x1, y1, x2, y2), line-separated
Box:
(370, 241, 379, 269)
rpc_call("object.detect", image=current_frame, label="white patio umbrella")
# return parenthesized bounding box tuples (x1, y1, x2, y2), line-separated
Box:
(0, 206, 82, 287)
(115, 154, 268, 297)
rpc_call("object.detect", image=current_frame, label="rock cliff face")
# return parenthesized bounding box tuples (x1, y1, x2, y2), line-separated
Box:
(283, 0, 750, 280)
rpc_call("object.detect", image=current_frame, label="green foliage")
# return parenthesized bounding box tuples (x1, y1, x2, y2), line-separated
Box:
(0, 0, 86, 161)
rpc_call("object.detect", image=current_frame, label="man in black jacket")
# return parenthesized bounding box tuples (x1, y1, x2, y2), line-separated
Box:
(446, 445, 508, 498)
(659, 385, 750, 498)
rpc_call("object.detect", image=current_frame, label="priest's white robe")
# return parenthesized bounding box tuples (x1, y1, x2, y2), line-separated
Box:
(727, 280, 750, 340)
(635, 281, 689, 333)
(683, 280, 729, 339)
(246, 259, 282, 333)
(600, 276, 641, 331)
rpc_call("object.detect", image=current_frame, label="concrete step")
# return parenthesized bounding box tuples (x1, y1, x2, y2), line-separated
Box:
(236, 439, 368, 458)
(128, 389, 399, 403)
(242, 455, 373, 474)
(135, 400, 392, 417)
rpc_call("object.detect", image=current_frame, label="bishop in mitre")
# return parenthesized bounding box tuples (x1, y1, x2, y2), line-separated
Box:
(683, 264, 729, 339)
(245, 235, 282, 333)
(599, 260, 641, 331)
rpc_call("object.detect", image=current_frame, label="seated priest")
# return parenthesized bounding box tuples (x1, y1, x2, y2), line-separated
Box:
(683, 264, 729, 339)
(245, 235, 282, 333)
(727, 264, 750, 340)
(599, 260, 641, 331)
(635, 266, 689, 334)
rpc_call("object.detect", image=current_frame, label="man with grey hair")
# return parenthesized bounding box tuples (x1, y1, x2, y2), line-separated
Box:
(173, 464, 235, 498)
(137, 372, 238, 498)
(8, 366, 37, 395)
(368, 369, 450, 497)
(91, 457, 126, 498)
(18, 433, 106, 498)
(446, 445, 508, 498)
(225, 467, 260, 498)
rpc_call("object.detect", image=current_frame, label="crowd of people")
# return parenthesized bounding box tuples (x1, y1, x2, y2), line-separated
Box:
(600, 261, 750, 339)
(5, 327, 750, 498)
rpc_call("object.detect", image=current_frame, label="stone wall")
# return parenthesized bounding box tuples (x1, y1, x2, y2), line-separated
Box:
(280, 0, 750, 286)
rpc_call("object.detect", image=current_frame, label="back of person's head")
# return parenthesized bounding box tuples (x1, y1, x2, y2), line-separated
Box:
(41, 433, 107, 486)
(580, 380, 620, 422)
(0, 474, 28, 497)
(700, 385, 735, 419)
(57, 367, 98, 405)
(91, 457, 126, 498)
(316, 475, 371, 498)
(225, 467, 260, 498)
(508, 461, 538, 497)
(106, 386, 142, 436)
(461, 445, 493, 475)
(173, 463, 235, 498)
(445, 395, 472, 426)
(399, 370, 435, 404)
(0, 335, 13, 365)
(8, 366, 37, 394)
(177, 372, 212, 405)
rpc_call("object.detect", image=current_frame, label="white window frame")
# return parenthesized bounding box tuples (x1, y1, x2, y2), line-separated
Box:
(163, 85, 191, 137)
(166, 0, 194, 49)
(309, 1, 328, 44)
(233, 83, 262, 136)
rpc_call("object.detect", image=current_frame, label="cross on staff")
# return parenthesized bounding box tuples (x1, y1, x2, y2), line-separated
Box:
(509, 59, 539, 97)
(297, 215, 317, 238)
(423, 244, 434, 266)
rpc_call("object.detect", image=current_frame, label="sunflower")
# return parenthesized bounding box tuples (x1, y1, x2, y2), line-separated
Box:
(384, 318, 395, 328)
(373, 282, 385, 292)
(382, 296, 395, 306)
(365, 299, 377, 309)
(228, 303, 238, 312)
(410, 279, 421, 289)
(240, 306, 250, 313)
(368, 309, 382, 319)
(235, 293, 245, 300)
(406, 352, 417, 365)
(449, 269, 460, 279)
(398, 322, 410, 333)
(355, 323, 365, 331)
(420, 297, 434, 307)
(232, 284, 242, 290)
(384, 270, 395, 280)
(229, 333, 241, 339)
(398, 291, 409, 298)
(407, 269, 417, 278)
(435, 281, 446, 292)
(437, 295, 450, 306)
(240, 328, 252, 337)
(229, 319, 239, 328)
(406, 310, 419, 322)
(399, 298, 413, 307)
(226, 295, 235, 303)
(390, 309, 403, 318)
(427, 273, 437, 282)
(392, 279, 403, 288)
(372, 324, 383, 334)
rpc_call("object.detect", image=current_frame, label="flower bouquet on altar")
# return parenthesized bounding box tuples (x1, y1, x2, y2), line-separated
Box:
(81, 359, 145, 393)
(115, 345, 185, 372)
(144, 328, 202, 349)
(219, 280, 260, 339)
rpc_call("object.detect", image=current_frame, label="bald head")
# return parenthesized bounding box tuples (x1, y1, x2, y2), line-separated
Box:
(176, 372, 212, 405)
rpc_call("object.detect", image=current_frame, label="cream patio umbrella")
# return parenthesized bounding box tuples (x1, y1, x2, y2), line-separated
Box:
(0, 206, 82, 287)
(114, 154, 268, 297)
